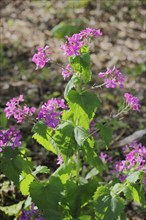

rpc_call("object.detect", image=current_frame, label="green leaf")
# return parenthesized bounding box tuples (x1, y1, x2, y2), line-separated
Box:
(79, 178, 99, 207)
(67, 90, 100, 129)
(2, 146, 19, 158)
(33, 165, 50, 176)
(85, 168, 99, 180)
(93, 185, 108, 201)
(53, 159, 76, 182)
(64, 75, 79, 98)
(112, 183, 126, 195)
(82, 140, 104, 172)
(70, 46, 91, 84)
(110, 197, 125, 218)
(79, 216, 91, 220)
(93, 186, 125, 220)
(62, 110, 74, 122)
(74, 126, 89, 146)
(30, 176, 64, 220)
(1, 148, 33, 187)
(97, 123, 113, 146)
(32, 121, 57, 154)
(62, 181, 79, 218)
(126, 171, 140, 183)
(51, 21, 83, 39)
(0, 111, 8, 128)
(20, 173, 34, 196)
(53, 121, 77, 157)
(63, 178, 98, 218)
(124, 183, 144, 204)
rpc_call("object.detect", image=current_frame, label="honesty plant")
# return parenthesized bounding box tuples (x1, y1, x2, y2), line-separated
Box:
(0, 27, 145, 220)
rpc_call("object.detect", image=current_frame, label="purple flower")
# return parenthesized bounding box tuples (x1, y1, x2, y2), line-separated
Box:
(57, 155, 63, 165)
(32, 45, 51, 69)
(80, 27, 102, 38)
(0, 126, 21, 152)
(119, 175, 127, 182)
(61, 27, 102, 57)
(4, 95, 36, 123)
(124, 93, 140, 112)
(19, 203, 44, 220)
(99, 152, 112, 163)
(37, 98, 67, 129)
(98, 66, 125, 88)
(61, 33, 84, 57)
(113, 142, 146, 182)
(61, 64, 72, 80)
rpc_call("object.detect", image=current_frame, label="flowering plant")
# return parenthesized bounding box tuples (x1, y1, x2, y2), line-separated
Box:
(0, 27, 145, 220)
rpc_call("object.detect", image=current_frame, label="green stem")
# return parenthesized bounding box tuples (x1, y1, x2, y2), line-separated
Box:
(76, 150, 80, 183)
(112, 106, 129, 118)
(81, 82, 106, 94)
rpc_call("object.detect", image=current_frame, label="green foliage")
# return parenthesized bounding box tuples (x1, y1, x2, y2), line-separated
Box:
(82, 139, 104, 172)
(64, 75, 80, 98)
(124, 183, 146, 206)
(61, 178, 99, 218)
(93, 185, 125, 220)
(0, 147, 33, 187)
(70, 46, 92, 84)
(74, 126, 89, 146)
(0, 110, 8, 128)
(30, 176, 64, 220)
(51, 20, 85, 39)
(20, 173, 34, 196)
(33, 165, 50, 175)
(126, 170, 141, 183)
(53, 159, 76, 184)
(53, 121, 77, 158)
(67, 90, 100, 129)
(97, 122, 113, 147)
(32, 121, 57, 154)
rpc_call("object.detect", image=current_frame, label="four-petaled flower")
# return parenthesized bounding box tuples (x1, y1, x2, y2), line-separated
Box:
(4, 95, 36, 123)
(0, 126, 21, 152)
(62, 64, 72, 80)
(61, 27, 102, 57)
(32, 45, 51, 69)
(124, 93, 140, 111)
(98, 66, 125, 88)
(37, 98, 67, 129)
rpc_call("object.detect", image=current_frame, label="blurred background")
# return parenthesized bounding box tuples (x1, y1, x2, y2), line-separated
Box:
(0, 0, 146, 219)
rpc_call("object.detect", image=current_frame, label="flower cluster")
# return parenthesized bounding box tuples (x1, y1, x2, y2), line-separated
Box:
(57, 155, 63, 165)
(114, 142, 146, 182)
(61, 27, 102, 57)
(19, 204, 44, 220)
(32, 45, 51, 69)
(61, 64, 72, 80)
(37, 98, 67, 129)
(98, 66, 125, 88)
(80, 27, 102, 38)
(0, 126, 21, 152)
(124, 93, 140, 112)
(61, 33, 84, 57)
(4, 95, 36, 123)
(99, 152, 112, 164)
